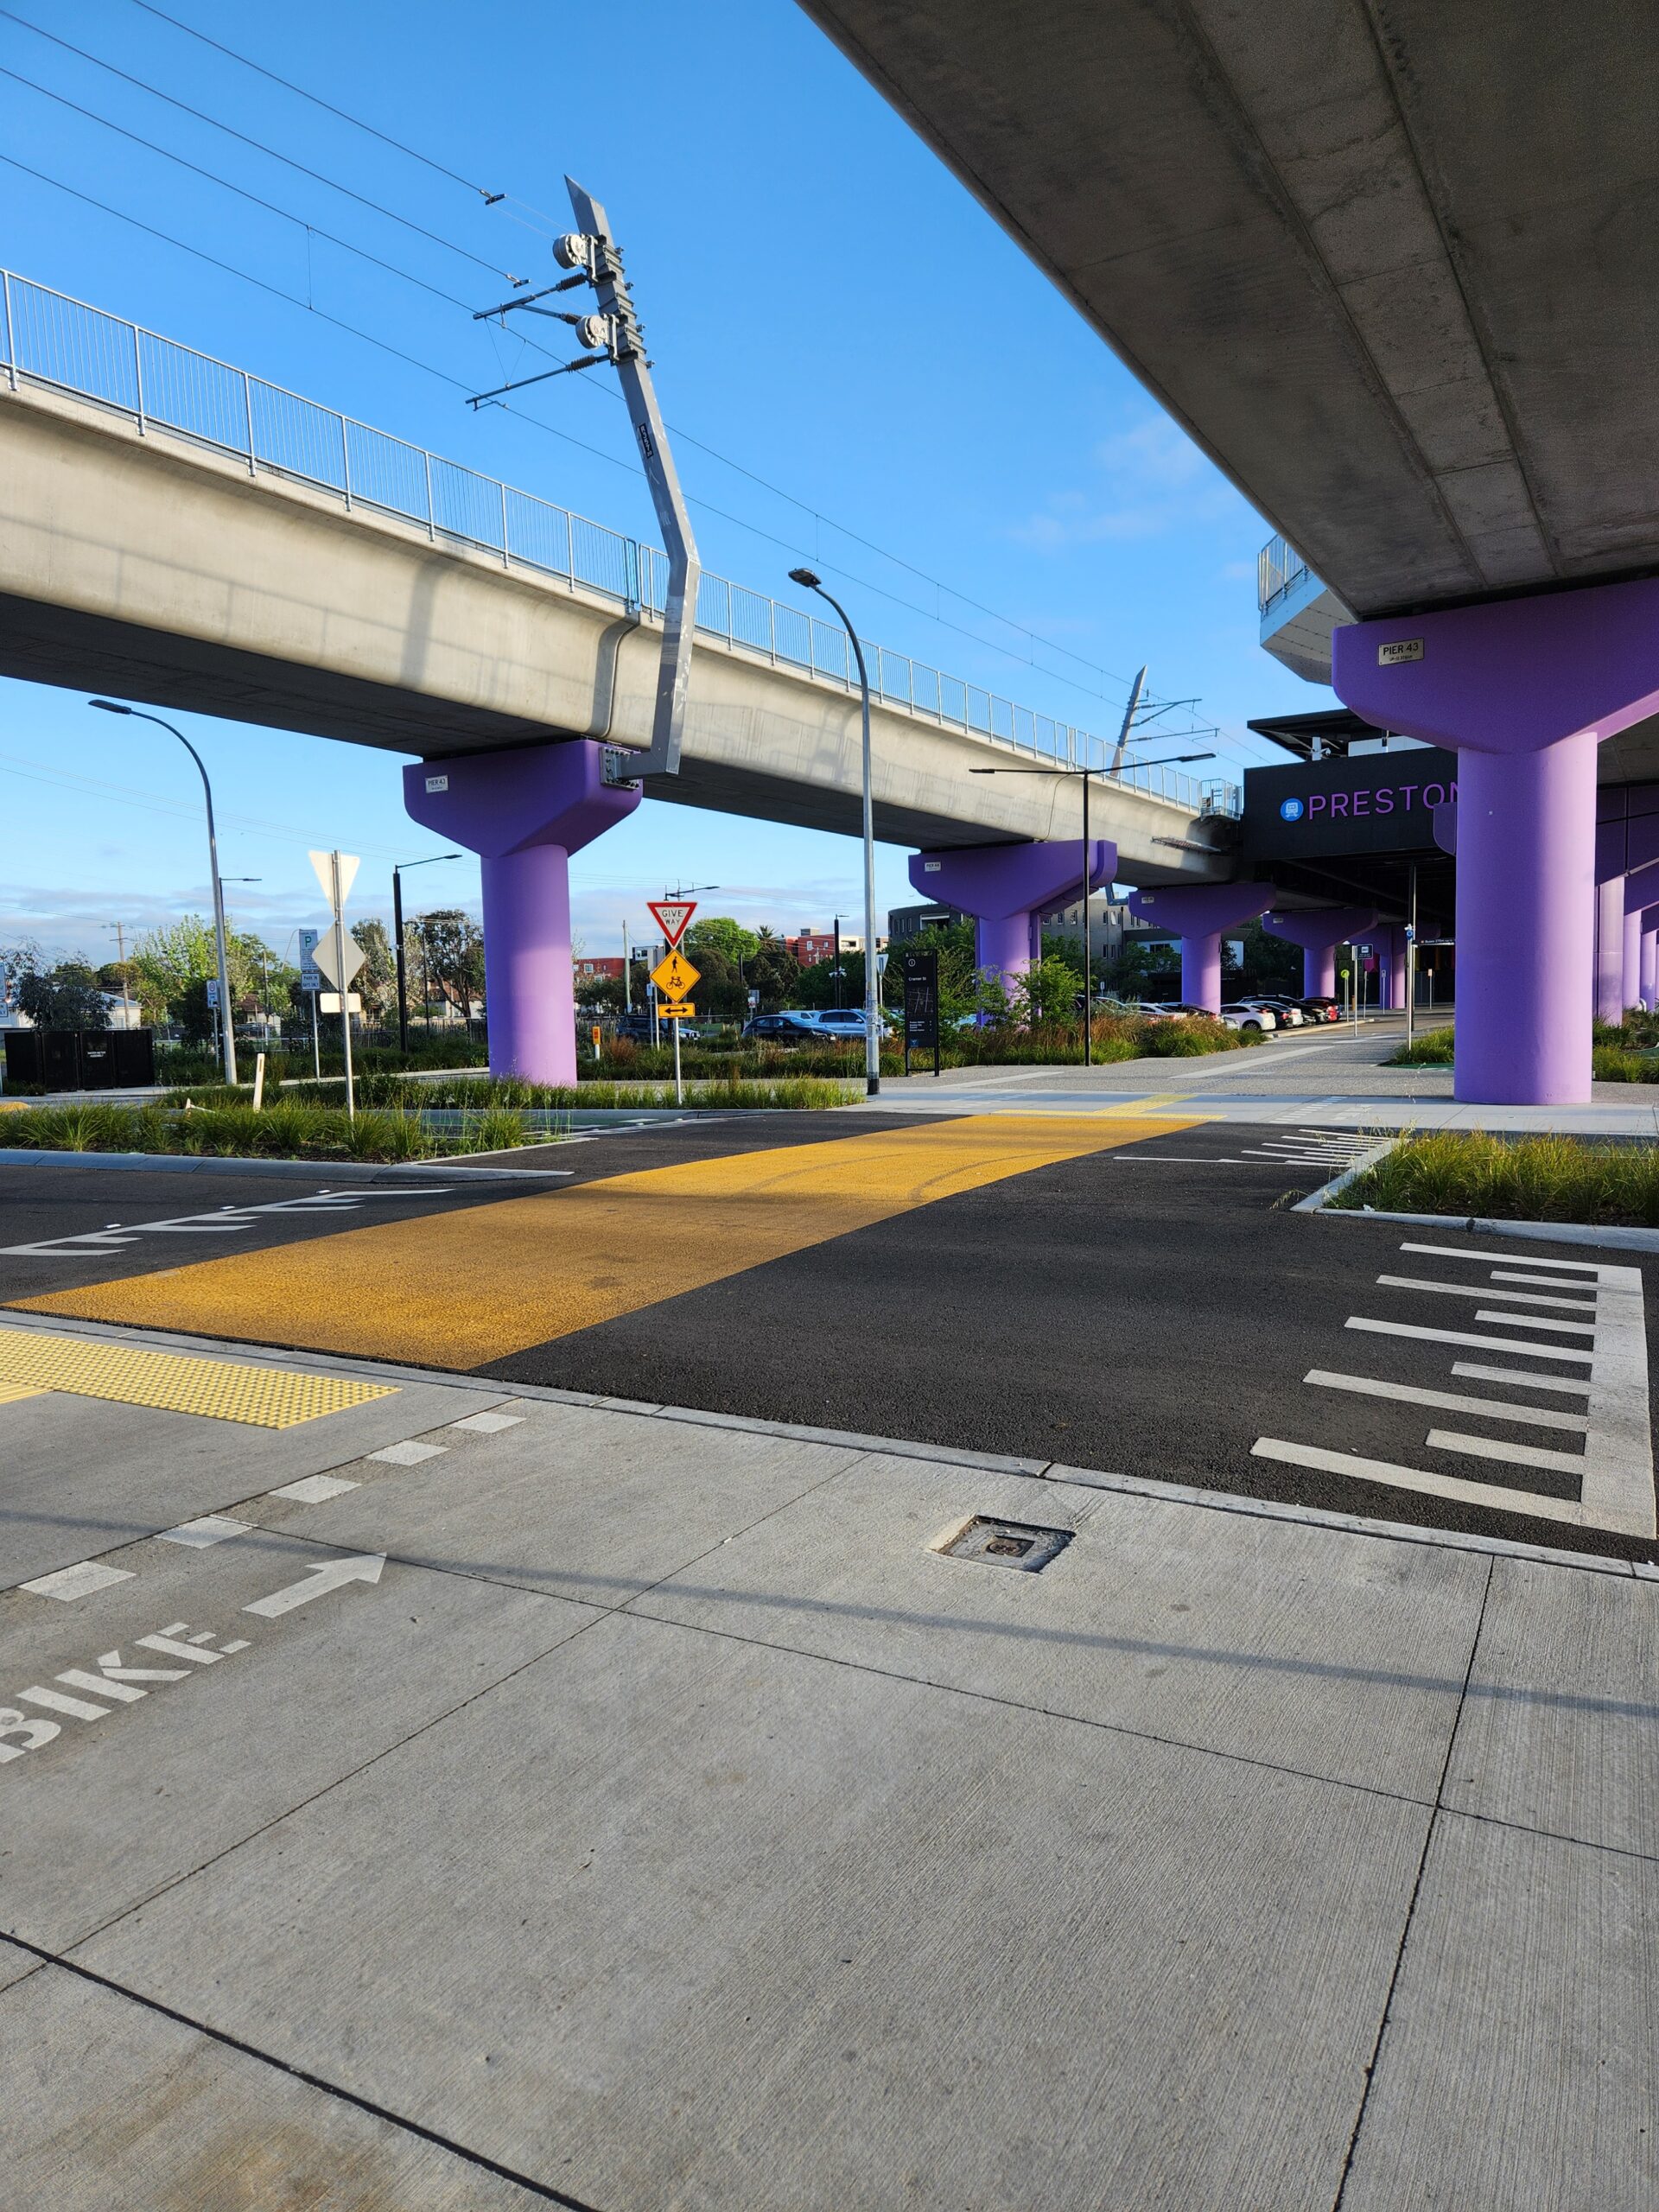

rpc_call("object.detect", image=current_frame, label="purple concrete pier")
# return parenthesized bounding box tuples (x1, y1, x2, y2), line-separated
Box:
(1263, 907, 1377, 998)
(1125, 883, 1274, 1013)
(404, 741, 639, 1085)
(1334, 578, 1659, 1105)
(909, 842, 1115, 989)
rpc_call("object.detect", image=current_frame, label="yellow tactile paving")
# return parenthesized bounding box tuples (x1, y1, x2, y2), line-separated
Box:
(13, 1115, 1196, 1369)
(0, 1328, 397, 1427)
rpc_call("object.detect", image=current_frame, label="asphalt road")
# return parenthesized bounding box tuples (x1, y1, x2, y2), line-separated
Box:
(3, 1114, 1654, 1562)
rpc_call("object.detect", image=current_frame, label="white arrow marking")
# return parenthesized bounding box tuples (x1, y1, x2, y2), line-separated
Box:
(243, 1554, 385, 1619)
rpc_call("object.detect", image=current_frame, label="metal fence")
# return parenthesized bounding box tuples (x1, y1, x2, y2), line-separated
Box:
(1258, 531, 1311, 613)
(0, 267, 1236, 817)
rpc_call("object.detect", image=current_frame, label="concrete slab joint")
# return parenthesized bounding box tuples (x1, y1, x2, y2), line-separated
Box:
(1334, 578, 1659, 1106)
(908, 840, 1116, 987)
(403, 740, 639, 1086)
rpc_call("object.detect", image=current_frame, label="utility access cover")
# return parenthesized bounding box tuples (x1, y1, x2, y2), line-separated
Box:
(936, 1516, 1073, 1573)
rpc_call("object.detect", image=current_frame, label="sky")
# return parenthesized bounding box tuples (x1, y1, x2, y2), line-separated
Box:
(0, 0, 1329, 969)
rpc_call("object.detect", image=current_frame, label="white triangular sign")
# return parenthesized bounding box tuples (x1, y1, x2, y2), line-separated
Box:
(308, 850, 361, 912)
(648, 899, 696, 946)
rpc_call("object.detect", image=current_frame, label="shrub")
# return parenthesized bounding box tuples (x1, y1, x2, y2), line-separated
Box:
(1332, 1130, 1659, 1225)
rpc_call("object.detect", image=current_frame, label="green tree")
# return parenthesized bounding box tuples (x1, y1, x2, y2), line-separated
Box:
(683, 916, 760, 967)
(18, 959, 110, 1030)
(744, 928, 800, 1013)
(416, 909, 486, 1026)
(350, 918, 397, 1025)
(1012, 955, 1087, 1027)
(131, 914, 264, 1023)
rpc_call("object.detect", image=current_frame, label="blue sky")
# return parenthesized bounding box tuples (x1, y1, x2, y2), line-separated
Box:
(0, 0, 1326, 966)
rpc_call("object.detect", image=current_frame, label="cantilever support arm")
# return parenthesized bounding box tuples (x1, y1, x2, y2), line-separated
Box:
(566, 176, 700, 779)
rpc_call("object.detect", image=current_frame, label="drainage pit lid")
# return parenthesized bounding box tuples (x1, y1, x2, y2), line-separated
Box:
(938, 1516, 1071, 1573)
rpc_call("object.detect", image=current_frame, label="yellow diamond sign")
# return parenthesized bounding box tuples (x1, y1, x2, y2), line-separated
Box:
(651, 949, 700, 1002)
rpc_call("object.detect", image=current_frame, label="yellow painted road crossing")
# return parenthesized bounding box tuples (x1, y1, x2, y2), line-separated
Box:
(12, 1115, 1195, 1370)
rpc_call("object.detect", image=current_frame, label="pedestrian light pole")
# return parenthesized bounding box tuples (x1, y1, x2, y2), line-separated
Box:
(788, 570, 880, 1095)
(392, 852, 460, 1055)
(89, 699, 238, 1084)
(969, 750, 1214, 1064)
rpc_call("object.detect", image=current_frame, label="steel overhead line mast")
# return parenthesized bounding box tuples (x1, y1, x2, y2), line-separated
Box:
(468, 176, 700, 781)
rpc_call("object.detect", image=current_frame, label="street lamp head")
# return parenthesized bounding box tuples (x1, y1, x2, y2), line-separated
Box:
(88, 698, 132, 715)
(787, 567, 822, 589)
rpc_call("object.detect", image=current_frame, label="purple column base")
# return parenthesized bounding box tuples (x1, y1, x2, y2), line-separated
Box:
(1643, 926, 1659, 1013)
(404, 740, 639, 1087)
(1622, 906, 1643, 1020)
(1456, 738, 1595, 1106)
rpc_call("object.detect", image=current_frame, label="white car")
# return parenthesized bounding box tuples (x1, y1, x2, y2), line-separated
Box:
(1220, 1000, 1278, 1033)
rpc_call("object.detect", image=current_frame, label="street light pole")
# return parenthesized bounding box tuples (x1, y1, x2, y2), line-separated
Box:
(392, 852, 460, 1057)
(89, 699, 238, 1084)
(788, 570, 880, 1096)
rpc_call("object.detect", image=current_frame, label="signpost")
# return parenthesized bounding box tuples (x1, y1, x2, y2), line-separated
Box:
(309, 850, 361, 1117)
(650, 933, 700, 1104)
(298, 927, 322, 1078)
(902, 949, 941, 1077)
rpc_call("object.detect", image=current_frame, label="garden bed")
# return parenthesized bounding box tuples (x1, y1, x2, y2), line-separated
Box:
(1329, 1130, 1659, 1227)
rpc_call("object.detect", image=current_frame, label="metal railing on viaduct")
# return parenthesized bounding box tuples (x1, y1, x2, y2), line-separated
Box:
(0, 268, 1236, 818)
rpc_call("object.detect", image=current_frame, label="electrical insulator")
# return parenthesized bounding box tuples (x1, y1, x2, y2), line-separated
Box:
(552, 232, 592, 271)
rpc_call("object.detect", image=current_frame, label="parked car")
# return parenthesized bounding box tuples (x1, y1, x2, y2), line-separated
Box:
(1220, 1001, 1278, 1033)
(1298, 996, 1343, 1023)
(741, 1012, 826, 1043)
(610, 1013, 656, 1044)
(1251, 997, 1306, 1027)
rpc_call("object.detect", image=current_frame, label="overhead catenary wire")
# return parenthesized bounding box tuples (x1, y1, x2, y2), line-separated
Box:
(97, 0, 1181, 715)
(0, 9, 527, 283)
(3, 148, 1270, 773)
(0, 135, 1262, 760)
(10, 5, 1249, 741)
(124, 0, 566, 241)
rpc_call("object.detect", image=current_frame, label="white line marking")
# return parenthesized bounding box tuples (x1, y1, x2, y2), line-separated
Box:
(157, 1516, 251, 1548)
(1451, 1363, 1592, 1396)
(1112, 1155, 1249, 1164)
(1346, 1318, 1594, 1362)
(20, 1560, 135, 1602)
(1250, 1438, 1592, 1527)
(0, 1190, 448, 1257)
(1375, 1274, 1596, 1312)
(1399, 1244, 1605, 1273)
(368, 1440, 447, 1465)
(1425, 1428, 1588, 1477)
(1489, 1270, 1611, 1292)
(447, 1410, 524, 1434)
(1303, 1370, 1589, 1432)
(243, 1554, 385, 1618)
(1473, 1311, 1597, 1336)
(269, 1474, 359, 1504)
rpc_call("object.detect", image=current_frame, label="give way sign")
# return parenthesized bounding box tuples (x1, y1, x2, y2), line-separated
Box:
(648, 899, 696, 947)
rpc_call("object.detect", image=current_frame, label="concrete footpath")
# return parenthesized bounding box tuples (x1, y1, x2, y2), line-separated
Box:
(1, 1313, 1653, 2208)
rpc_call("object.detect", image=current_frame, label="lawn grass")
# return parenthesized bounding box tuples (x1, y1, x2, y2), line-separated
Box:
(1331, 1129, 1659, 1225)
(1386, 1026, 1455, 1065)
